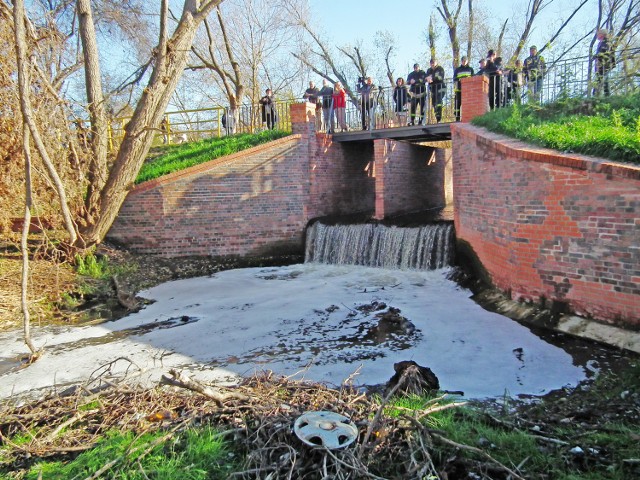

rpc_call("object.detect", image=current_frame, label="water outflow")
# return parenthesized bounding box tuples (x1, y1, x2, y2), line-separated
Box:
(305, 222, 455, 270)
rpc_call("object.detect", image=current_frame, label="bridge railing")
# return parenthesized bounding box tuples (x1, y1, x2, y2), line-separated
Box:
(488, 47, 640, 109)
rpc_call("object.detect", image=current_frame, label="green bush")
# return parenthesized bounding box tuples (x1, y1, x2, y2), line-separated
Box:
(472, 93, 640, 164)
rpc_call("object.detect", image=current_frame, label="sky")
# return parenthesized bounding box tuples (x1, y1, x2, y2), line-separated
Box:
(0, 263, 589, 402)
(307, 0, 594, 78)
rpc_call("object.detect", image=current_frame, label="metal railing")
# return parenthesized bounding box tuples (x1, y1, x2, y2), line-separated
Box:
(106, 100, 296, 149)
(90, 49, 640, 149)
(488, 47, 640, 109)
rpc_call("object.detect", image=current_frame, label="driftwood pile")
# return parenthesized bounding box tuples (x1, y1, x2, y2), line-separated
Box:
(0, 362, 526, 479)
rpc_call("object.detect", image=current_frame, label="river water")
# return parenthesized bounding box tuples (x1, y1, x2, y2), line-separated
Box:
(0, 262, 602, 401)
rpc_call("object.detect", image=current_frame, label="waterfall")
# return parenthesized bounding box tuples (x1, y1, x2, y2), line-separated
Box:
(305, 222, 455, 270)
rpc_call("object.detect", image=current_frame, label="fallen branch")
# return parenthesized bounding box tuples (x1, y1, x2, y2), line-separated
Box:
(160, 369, 248, 406)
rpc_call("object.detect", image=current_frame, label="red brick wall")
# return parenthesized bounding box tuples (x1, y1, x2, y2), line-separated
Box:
(460, 75, 489, 123)
(451, 123, 640, 327)
(108, 135, 310, 257)
(373, 140, 448, 219)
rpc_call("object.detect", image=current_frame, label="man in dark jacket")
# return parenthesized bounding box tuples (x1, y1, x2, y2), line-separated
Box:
(426, 58, 446, 122)
(523, 45, 545, 102)
(407, 63, 427, 125)
(595, 29, 615, 97)
(357, 76, 378, 130)
(453, 56, 474, 121)
(485, 50, 502, 110)
(318, 79, 334, 132)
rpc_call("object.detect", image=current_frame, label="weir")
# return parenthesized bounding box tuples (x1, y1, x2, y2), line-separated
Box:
(305, 221, 455, 270)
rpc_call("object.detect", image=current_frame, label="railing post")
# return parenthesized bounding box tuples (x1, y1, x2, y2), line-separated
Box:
(460, 75, 490, 123)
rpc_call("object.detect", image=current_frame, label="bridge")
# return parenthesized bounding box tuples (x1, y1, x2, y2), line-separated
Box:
(332, 123, 452, 143)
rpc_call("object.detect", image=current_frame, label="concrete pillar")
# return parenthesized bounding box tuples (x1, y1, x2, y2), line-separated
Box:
(460, 75, 489, 123)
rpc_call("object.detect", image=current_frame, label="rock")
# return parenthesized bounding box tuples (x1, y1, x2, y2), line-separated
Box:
(385, 360, 440, 396)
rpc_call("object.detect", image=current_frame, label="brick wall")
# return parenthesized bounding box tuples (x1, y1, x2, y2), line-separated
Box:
(460, 75, 489, 123)
(107, 102, 451, 259)
(451, 123, 640, 327)
(373, 140, 448, 219)
(108, 135, 309, 257)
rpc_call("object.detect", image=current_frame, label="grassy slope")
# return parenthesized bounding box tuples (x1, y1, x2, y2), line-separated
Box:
(471, 93, 640, 164)
(136, 129, 290, 184)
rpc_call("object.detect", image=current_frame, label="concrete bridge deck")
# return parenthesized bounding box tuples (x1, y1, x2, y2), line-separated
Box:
(332, 123, 452, 142)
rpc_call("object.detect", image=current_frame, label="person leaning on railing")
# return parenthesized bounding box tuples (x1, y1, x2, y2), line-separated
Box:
(407, 63, 427, 125)
(426, 58, 446, 122)
(356, 76, 378, 130)
(453, 56, 474, 122)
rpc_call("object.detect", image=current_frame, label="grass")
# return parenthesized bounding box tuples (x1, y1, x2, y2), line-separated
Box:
(15, 427, 235, 480)
(136, 129, 291, 184)
(471, 92, 640, 164)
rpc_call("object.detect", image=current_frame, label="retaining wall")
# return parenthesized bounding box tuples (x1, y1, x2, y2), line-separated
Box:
(451, 123, 640, 327)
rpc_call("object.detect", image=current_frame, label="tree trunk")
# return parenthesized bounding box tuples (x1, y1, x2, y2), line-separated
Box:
(77, 0, 109, 224)
(80, 0, 223, 246)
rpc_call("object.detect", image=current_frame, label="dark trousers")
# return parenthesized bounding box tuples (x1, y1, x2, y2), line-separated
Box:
(410, 96, 425, 125)
(431, 86, 445, 122)
(454, 89, 462, 122)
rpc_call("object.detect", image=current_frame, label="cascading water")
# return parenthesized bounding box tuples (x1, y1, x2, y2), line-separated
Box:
(305, 222, 455, 270)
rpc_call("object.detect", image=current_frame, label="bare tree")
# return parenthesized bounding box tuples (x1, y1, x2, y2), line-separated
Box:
(79, 0, 224, 245)
(437, 0, 464, 69)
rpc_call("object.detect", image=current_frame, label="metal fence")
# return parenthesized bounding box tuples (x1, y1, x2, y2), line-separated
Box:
(107, 100, 295, 148)
(101, 49, 639, 147)
(488, 47, 640, 109)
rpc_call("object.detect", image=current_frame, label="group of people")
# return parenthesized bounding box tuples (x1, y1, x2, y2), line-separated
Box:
(303, 79, 349, 133)
(299, 31, 616, 132)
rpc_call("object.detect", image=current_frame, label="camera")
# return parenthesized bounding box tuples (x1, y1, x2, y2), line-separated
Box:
(357, 76, 365, 84)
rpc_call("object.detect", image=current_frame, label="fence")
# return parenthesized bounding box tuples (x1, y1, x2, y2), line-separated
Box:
(488, 47, 640, 109)
(107, 100, 295, 148)
(96, 49, 639, 148)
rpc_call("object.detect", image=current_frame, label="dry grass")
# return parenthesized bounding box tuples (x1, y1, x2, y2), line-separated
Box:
(0, 251, 76, 332)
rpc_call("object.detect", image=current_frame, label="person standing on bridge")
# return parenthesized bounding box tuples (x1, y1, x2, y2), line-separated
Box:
(260, 88, 277, 130)
(407, 63, 427, 125)
(319, 79, 334, 132)
(303, 81, 321, 130)
(523, 45, 545, 103)
(357, 76, 378, 130)
(426, 58, 446, 123)
(331, 82, 348, 133)
(393, 77, 409, 126)
(453, 56, 474, 122)
(595, 29, 615, 97)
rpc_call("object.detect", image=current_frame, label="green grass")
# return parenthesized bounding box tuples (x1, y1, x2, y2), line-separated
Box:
(20, 426, 235, 480)
(472, 92, 640, 164)
(136, 129, 291, 184)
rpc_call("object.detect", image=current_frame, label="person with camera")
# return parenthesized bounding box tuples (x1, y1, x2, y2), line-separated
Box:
(356, 76, 377, 130)
(407, 63, 427, 125)
(426, 58, 446, 122)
